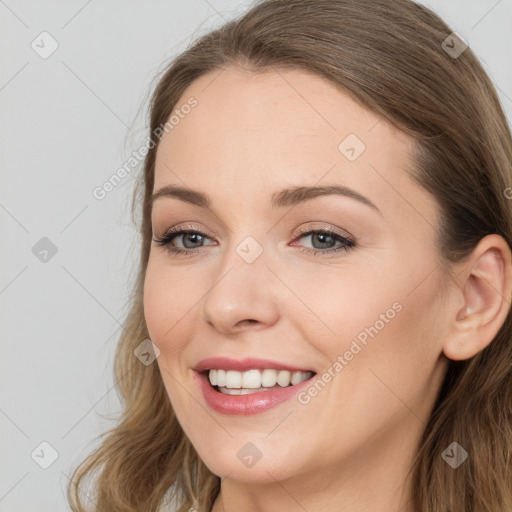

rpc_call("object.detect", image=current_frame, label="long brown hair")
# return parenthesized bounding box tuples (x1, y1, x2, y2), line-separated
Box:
(67, 1, 512, 510)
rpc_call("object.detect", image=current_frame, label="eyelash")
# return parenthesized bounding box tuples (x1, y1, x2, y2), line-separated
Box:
(152, 224, 356, 258)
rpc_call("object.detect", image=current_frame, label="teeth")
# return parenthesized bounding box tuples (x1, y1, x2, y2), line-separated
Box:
(217, 387, 278, 395)
(261, 369, 277, 387)
(242, 369, 261, 388)
(208, 369, 313, 390)
(277, 370, 291, 387)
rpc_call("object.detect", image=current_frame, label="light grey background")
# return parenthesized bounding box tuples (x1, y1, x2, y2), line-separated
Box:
(1, 1, 511, 511)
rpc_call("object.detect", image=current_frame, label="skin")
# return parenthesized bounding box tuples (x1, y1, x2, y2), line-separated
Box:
(143, 66, 512, 512)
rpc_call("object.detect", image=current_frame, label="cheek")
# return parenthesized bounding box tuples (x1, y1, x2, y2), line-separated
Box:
(143, 261, 191, 357)
(297, 259, 443, 389)
(291, 282, 443, 452)
(279, 263, 399, 353)
(143, 263, 199, 415)
(333, 274, 445, 412)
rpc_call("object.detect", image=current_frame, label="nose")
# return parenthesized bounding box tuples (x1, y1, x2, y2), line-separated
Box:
(201, 252, 280, 335)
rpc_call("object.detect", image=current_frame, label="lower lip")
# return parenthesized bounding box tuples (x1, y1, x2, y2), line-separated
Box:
(195, 371, 315, 416)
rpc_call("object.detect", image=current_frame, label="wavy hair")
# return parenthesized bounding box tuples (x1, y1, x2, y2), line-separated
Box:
(67, 1, 512, 510)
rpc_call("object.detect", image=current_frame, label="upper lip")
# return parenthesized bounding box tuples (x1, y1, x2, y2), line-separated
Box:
(193, 357, 315, 373)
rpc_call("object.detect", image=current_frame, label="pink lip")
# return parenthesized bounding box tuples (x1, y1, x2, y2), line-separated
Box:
(194, 371, 315, 416)
(193, 356, 313, 373)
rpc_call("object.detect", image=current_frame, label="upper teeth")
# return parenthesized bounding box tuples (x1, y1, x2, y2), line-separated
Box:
(208, 369, 313, 389)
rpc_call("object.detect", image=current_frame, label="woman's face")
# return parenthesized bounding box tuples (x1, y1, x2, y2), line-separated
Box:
(143, 67, 451, 485)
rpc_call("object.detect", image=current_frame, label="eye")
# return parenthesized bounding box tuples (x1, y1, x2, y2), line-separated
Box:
(292, 227, 356, 256)
(152, 224, 356, 257)
(152, 224, 215, 257)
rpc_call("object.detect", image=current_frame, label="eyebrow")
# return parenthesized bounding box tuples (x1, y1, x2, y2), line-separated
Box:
(150, 184, 381, 214)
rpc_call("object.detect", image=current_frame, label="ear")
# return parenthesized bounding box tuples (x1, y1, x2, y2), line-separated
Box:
(443, 234, 512, 361)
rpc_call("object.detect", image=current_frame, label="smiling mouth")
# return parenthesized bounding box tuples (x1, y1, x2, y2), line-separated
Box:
(202, 368, 316, 395)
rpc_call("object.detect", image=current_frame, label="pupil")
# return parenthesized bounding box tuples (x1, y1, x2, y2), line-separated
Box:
(313, 233, 333, 249)
(184, 233, 203, 248)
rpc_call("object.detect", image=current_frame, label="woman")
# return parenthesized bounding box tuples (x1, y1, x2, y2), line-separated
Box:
(67, 1, 512, 511)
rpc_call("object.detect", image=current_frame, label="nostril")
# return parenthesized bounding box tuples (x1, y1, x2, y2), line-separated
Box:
(237, 319, 258, 328)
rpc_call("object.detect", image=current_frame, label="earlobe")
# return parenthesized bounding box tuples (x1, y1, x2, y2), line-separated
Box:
(442, 234, 512, 361)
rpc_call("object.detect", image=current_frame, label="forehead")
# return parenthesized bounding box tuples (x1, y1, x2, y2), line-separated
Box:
(153, 66, 430, 221)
